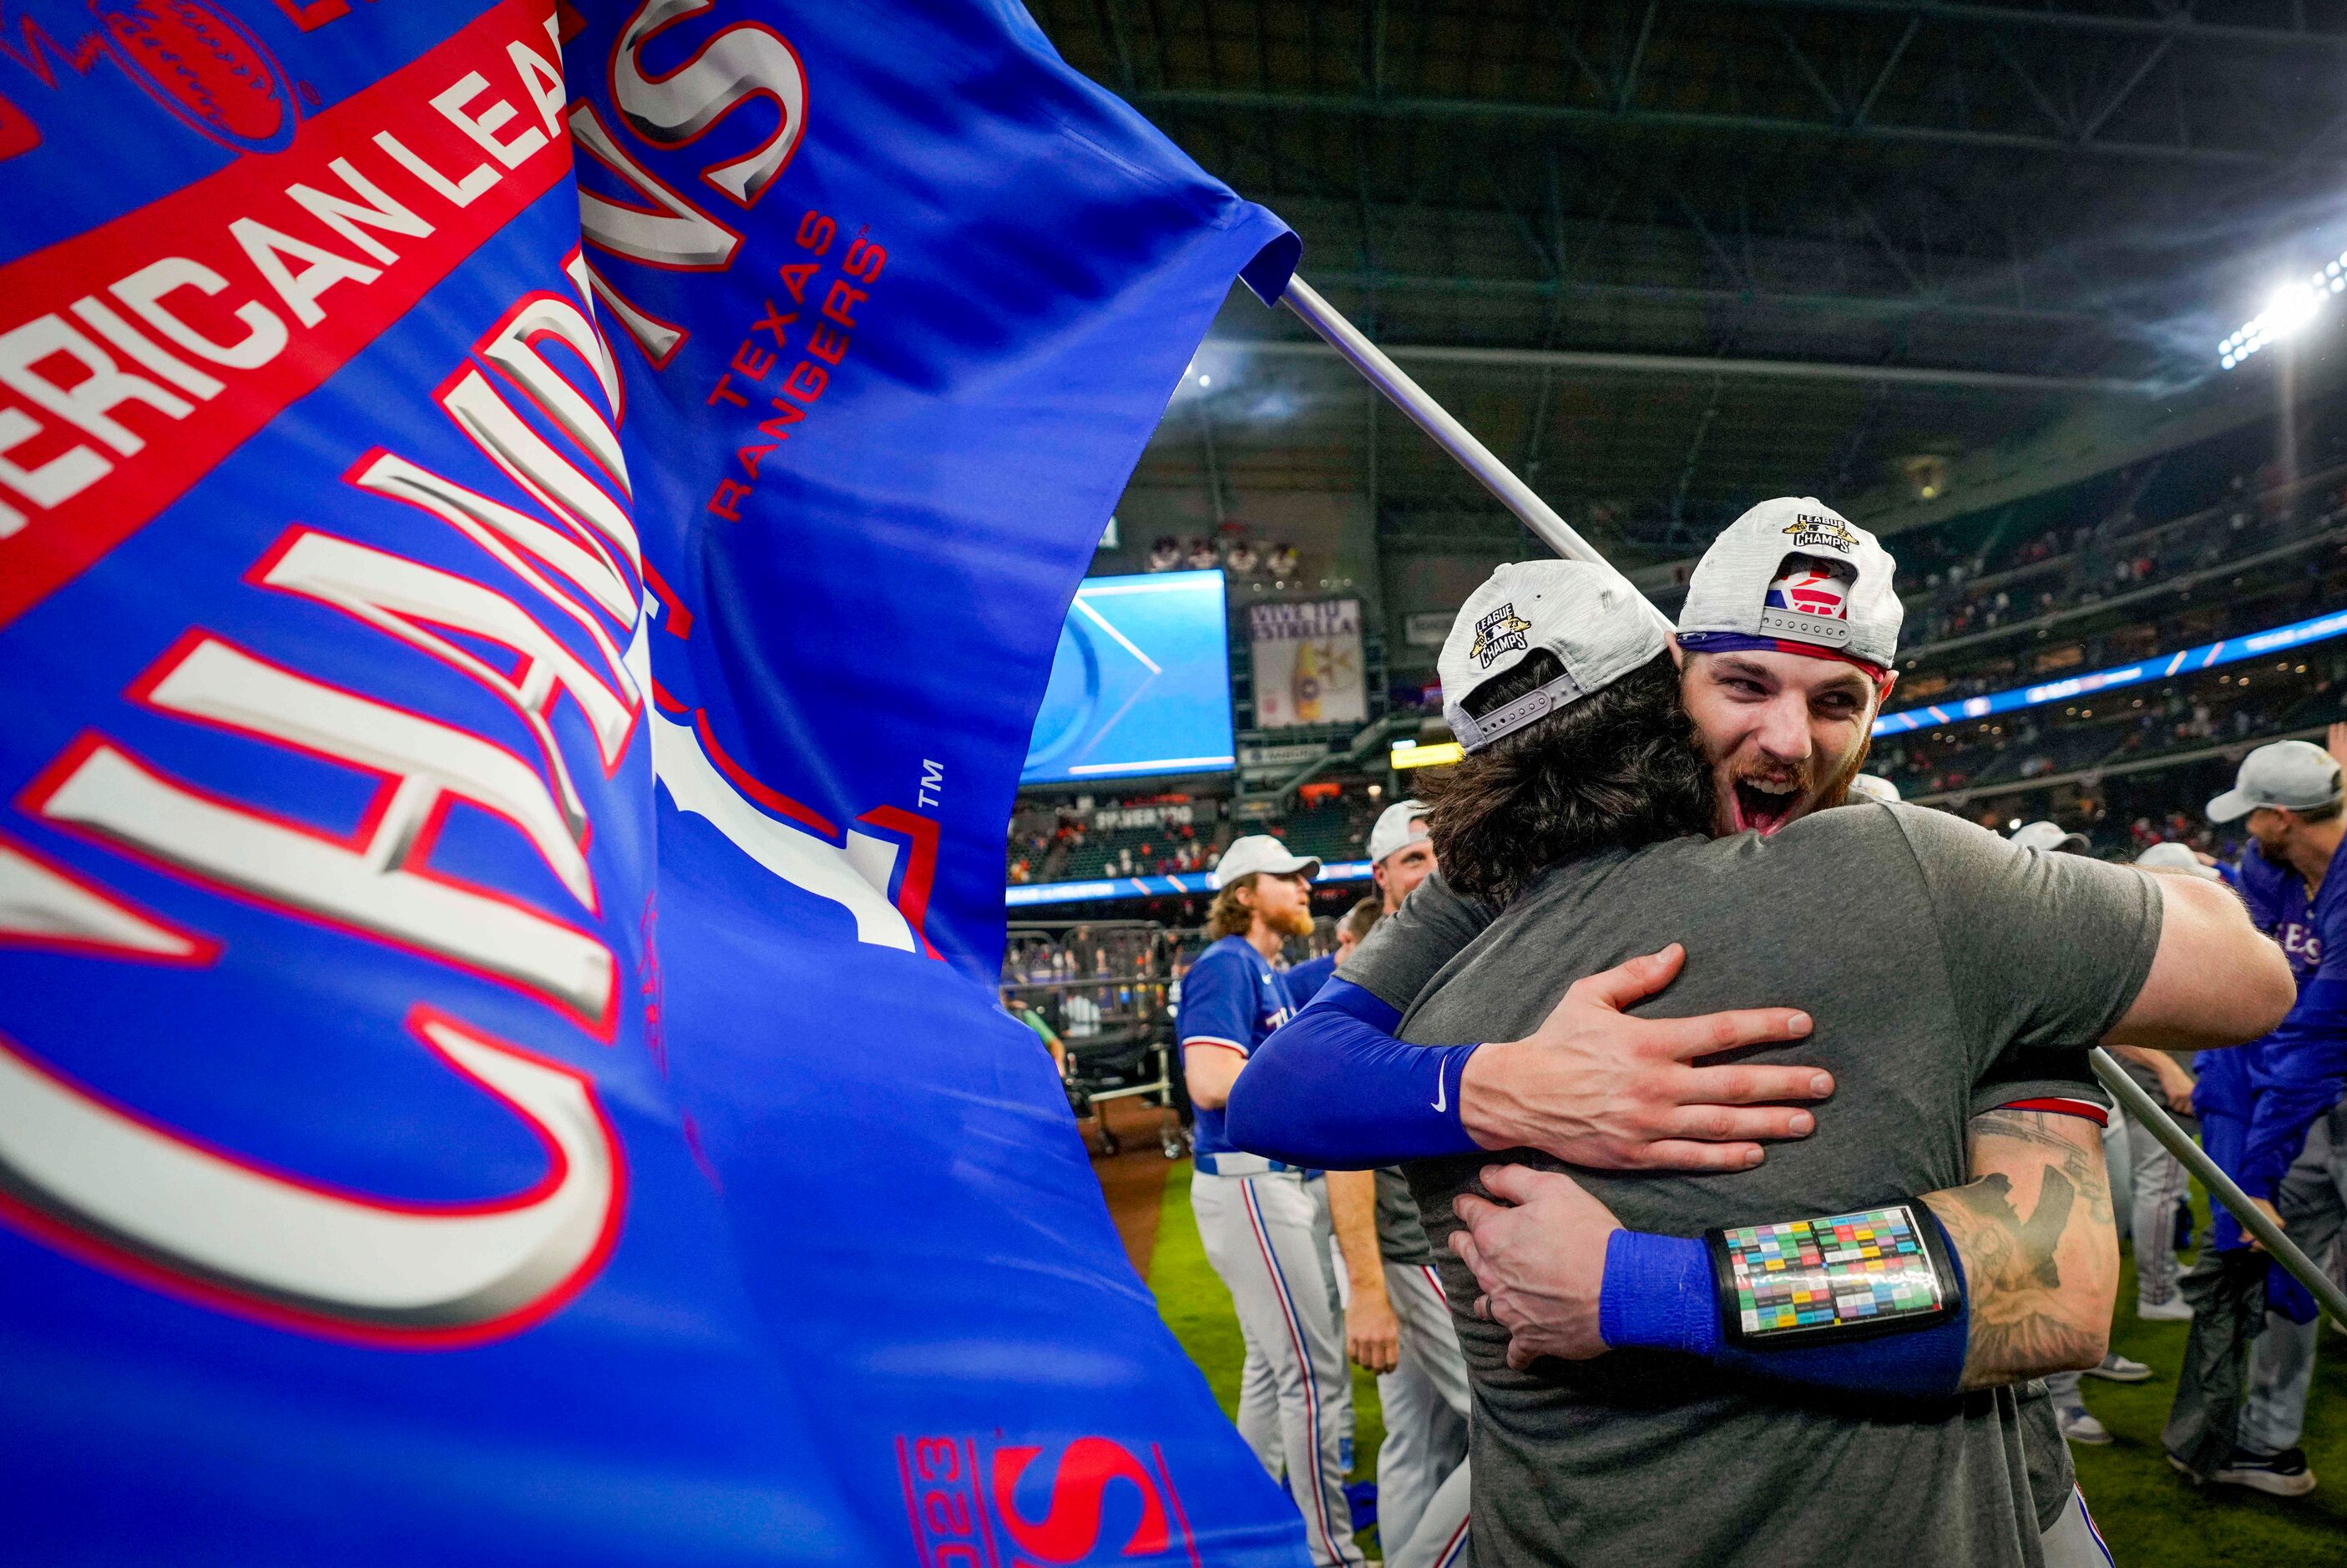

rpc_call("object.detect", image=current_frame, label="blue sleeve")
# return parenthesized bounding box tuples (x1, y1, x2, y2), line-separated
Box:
(1600, 1222, 1970, 1400)
(1283, 955, 1334, 1009)
(1222, 979, 1482, 1168)
(2193, 1044, 2253, 1120)
(2235, 848, 2282, 928)
(1177, 950, 1257, 1055)
(2240, 974, 2347, 1198)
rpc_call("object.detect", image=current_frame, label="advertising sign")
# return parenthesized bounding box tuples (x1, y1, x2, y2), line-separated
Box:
(1249, 599, 1367, 729)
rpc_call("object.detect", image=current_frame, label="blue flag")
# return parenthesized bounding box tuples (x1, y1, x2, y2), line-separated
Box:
(0, 0, 1303, 1560)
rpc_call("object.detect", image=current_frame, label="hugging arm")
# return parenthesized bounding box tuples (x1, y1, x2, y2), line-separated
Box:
(1922, 1108, 2116, 1390)
(1453, 1108, 2114, 1393)
(2104, 872, 2293, 1054)
(1228, 949, 1828, 1171)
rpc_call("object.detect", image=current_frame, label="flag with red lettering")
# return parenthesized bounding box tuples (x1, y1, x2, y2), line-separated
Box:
(0, 0, 1302, 1560)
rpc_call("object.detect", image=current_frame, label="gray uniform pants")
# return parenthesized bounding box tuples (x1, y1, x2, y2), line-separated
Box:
(1192, 1169, 1364, 1568)
(2039, 1488, 2114, 1566)
(1237, 1332, 1280, 1475)
(2240, 1103, 2347, 1454)
(2124, 1107, 2193, 1308)
(1376, 1257, 1471, 1568)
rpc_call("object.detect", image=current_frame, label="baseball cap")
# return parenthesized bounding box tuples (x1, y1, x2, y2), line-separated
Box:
(2011, 820, 2089, 855)
(2207, 739, 2344, 823)
(2136, 842, 2222, 881)
(1846, 774, 1901, 805)
(1367, 799, 1431, 866)
(1676, 497, 1902, 673)
(1210, 834, 1321, 889)
(1438, 560, 1670, 752)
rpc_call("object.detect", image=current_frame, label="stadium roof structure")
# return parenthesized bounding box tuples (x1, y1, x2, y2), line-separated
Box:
(1029, 0, 2347, 567)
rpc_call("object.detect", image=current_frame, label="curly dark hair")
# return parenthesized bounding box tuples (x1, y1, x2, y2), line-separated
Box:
(1419, 649, 1712, 908)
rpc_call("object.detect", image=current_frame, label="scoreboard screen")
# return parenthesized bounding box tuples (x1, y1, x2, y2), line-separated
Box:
(1022, 569, 1235, 784)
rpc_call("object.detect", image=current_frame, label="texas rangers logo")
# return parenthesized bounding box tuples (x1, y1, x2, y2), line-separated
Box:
(1470, 603, 1532, 668)
(1781, 512, 1859, 554)
(1767, 564, 1851, 621)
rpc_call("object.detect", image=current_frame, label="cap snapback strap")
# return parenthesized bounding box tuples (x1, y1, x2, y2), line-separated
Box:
(1450, 666, 1587, 752)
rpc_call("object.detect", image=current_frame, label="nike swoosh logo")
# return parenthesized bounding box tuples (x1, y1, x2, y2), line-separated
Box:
(1431, 1064, 1449, 1115)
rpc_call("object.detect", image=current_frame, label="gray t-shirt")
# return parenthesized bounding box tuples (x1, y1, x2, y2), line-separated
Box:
(1344, 867, 2114, 1121)
(1392, 803, 2162, 1567)
(1373, 1165, 1434, 1263)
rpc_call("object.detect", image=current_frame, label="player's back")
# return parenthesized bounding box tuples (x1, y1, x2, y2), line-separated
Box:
(1397, 801, 2162, 1568)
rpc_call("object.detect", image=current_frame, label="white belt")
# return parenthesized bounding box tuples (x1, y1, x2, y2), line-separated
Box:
(1195, 1153, 1322, 1178)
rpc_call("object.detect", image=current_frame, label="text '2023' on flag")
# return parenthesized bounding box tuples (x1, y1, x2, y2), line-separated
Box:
(0, 0, 1303, 1560)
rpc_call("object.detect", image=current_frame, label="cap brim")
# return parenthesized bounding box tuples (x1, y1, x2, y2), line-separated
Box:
(1217, 854, 1321, 887)
(2206, 788, 2256, 824)
(2055, 833, 2090, 853)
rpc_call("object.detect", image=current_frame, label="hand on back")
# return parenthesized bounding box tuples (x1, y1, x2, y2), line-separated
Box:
(1457, 943, 1832, 1171)
(1450, 1166, 1623, 1368)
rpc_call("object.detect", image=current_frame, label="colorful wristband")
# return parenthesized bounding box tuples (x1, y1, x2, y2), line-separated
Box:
(1597, 1206, 1971, 1400)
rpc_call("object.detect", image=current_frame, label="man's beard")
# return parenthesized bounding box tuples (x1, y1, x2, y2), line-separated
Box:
(1717, 736, 1871, 837)
(1272, 903, 1317, 939)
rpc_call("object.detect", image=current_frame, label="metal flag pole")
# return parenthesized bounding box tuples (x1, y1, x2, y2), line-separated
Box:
(1277, 275, 2346, 1323)
(2091, 1047, 2347, 1325)
(1277, 276, 1677, 637)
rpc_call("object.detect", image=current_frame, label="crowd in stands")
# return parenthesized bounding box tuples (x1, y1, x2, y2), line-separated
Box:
(1141, 527, 1301, 580)
(1006, 783, 1399, 887)
(1901, 458, 2347, 658)
(1891, 533, 2347, 713)
(1875, 646, 2347, 802)
(1006, 797, 1225, 884)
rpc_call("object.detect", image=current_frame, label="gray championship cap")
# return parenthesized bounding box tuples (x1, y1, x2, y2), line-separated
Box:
(1210, 834, 1321, 888)
(2208, 739, 2344, 823)
(1676, 497, 1903, 672)
(2136, 842, 2222, 881)
(2011, 820, 2090, 855)
(1366, 799, 1431, 866)
(1438, 561, 1669, 753)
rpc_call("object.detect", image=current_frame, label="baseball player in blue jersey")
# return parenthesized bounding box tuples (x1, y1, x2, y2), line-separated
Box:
(1181, 833, 1363, 1568)
(2166, 740, 2347, 1495)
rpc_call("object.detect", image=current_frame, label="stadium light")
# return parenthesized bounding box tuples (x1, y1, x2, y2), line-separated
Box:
(2221, 259, 2347, 368)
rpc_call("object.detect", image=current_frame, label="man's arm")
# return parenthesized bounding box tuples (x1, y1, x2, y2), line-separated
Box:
(1179, 950, 1253, 1111)
(1183, 1044, 1244, 1110)
(1896, 809, 2285, 1060)
(1327, 1171, 1399, 1373)
(1921, 1109, 2115, 1390)
(1227, 948, 1829, 1171)
(2104, 872, 2294, 1053)
(1450, 1106, 2115, 1393)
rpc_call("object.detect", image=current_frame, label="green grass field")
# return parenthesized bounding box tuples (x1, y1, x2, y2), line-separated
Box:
(1146, 1162, 2347, 1564)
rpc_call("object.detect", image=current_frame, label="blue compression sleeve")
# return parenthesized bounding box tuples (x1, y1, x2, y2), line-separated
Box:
(1223, 979, 1481, 1168)
(1596, 1220, 1972, 1400)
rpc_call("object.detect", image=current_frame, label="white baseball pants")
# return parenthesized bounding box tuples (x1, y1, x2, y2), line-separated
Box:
(1192, 1169, 1364, 1568)
(1377, 1257, 1471, 1568)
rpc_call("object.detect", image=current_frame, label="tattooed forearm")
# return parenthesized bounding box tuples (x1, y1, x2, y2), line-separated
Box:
(1925, 1110, 2118, 1390)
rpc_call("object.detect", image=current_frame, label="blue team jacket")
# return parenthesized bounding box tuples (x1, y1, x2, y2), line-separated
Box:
(2233, 842, 2347, 1201)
